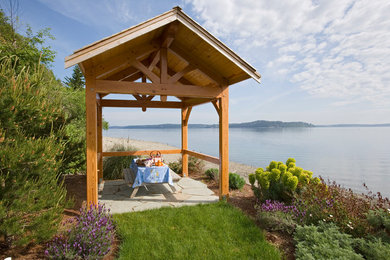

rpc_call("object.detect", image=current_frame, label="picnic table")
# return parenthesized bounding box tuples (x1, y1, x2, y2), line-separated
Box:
(126, 159, 176, 198)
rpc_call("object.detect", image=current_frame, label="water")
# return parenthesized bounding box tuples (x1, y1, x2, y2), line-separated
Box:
(104, 127, 390, 197)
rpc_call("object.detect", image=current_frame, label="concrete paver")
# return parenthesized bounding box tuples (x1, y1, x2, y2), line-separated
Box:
(99, 174, 218, 214)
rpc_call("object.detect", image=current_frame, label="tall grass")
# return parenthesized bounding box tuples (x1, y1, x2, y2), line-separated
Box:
(103, 143, 138, 180)
(168, 156, 205, 175)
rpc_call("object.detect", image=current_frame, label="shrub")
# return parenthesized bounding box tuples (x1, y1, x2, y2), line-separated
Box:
(366, 208, 390, 242)
(259, 200, 301, 215)
(354, 237, 390, 260)
(0, 51, 70, 248)
(46, 203, 115, 259)
(0, 56, 88, 176)
(293, 179, 390, 237)
(366, 208, 390, 232)
(205, 168, 219, 181)
(0, 57, 66, 141)
(168, 156, 205, 175)
(294, 222, 364, 260)
(258, 211, 297, 234)
(248, 158, 319, 202)
(60, 89, 87, 174)
(292, 181, 336, 225)
(0, 136, 68, 246)
(168, 160, 181, 174)
(229, 173, 245, 190)
(103, 144, 138, 180)
(256, 200, 302, 234)
(295, 222, 390, 260)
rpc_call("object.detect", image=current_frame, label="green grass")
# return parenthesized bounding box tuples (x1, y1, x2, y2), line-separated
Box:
(114, 202, 281, 260)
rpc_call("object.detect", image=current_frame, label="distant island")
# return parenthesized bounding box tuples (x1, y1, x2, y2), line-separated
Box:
(110, 120, 314, 129)
(110, 120, 390, 129)
(316, 123, 390, 127)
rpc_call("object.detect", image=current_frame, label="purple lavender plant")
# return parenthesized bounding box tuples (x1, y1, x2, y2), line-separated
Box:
(260, 200, 306, 222)
(257, 200, 302, 233)
(45, 203, 115, 259)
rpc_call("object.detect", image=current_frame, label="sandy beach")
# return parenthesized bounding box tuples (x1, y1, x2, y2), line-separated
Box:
(103, 137, 257, 183)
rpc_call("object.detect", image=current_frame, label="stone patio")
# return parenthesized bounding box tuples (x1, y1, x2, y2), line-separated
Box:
(98, 174, 219, 214)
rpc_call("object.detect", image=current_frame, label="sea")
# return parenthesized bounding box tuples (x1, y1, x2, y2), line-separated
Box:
(104, 127, 390, 198)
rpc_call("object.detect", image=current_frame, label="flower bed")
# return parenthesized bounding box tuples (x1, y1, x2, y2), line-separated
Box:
(250, 158, 390, 259)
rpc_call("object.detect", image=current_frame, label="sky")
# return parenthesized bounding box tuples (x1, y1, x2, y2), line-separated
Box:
(2, 0, 390, 126)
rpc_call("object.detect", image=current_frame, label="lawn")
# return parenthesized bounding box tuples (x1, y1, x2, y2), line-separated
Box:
(114, 202, 281, 259)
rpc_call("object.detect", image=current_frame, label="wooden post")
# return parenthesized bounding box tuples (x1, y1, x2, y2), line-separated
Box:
(160, 47, 168, 83)
(97, 102, 103, 184)
(85, 76, 98, 205)
(219, 87, 229, 200)
(160, 47, 168, 103)
(181, 106, 192, 176)
(141, 76, 147, 112)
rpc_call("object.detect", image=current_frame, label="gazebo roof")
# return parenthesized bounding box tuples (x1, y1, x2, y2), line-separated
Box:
(65, 6, 260, 86)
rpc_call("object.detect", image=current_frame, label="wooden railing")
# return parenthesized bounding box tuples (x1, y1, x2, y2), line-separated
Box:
(102, 149, 181, 157)
(182, 149, 220, 164)
(102, 149, 220, 165)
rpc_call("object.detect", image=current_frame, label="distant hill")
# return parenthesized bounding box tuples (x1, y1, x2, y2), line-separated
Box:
(229, 120, 314, 128)
(316, 123, 390, 127)
(109, 123, 212, 129)
(110, 120, 315, 129)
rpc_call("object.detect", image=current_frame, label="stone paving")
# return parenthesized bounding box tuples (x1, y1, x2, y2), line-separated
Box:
(99, 174, 219, 214)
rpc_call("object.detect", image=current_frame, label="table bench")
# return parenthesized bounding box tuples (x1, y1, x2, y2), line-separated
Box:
(124, 159, 176, 198)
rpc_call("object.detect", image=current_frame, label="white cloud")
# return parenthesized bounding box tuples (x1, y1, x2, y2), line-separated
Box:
(187, 0, 390, 106)
(38, 0, 137, 32)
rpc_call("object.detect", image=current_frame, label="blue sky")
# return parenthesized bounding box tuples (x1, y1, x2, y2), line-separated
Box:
(3, 0, 390, 126)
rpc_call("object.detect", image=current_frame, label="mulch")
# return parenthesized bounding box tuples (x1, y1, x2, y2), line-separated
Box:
(1, 173, 295, 259)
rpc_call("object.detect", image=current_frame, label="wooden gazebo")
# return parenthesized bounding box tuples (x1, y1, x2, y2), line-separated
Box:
(65, 7, 261, 205)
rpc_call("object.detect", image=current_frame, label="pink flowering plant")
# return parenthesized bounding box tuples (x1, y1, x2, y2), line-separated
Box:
(45, 203, 115, 259)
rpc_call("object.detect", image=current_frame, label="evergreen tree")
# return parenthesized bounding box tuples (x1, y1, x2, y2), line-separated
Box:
(0, 9, 55, 71)
(64, 65, 85, 90)
(0, 8, 69, 247)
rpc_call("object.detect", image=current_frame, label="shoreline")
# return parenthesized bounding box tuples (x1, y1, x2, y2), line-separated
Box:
(103, 136, 257, 183)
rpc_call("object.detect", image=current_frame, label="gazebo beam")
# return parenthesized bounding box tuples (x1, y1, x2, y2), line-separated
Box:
(101, 99, 183, 109)
(168, 64, 196, 84)
(97, 99, 103, 184)
(122, 71, 143, 82)
(133, 94, 155, 101)
(168, 67, 193, 85)
(85, 77, 98, 205)
(131, 59, 160, 83)
(182, 97, 214, 107)
(159, 21, 179, 48)
(95, 43, 158, 79)
(160, 47, 168, 83)
(169, 43, 228, 86)
(95, 80, 223, 98)
(106, 66, 139, 81)
(212, 99, 221, 117)
(181, 106, 192, 176)
(219, 87, 229, 200)
(148, 50, 160, 70)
